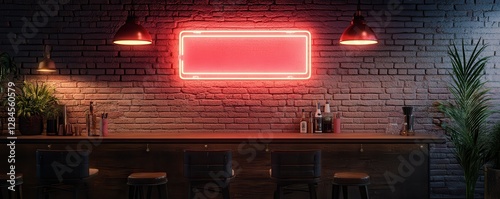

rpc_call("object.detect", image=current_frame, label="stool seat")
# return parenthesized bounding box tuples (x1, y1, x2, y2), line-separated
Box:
(128, 172, 168, 186)
(0, 173, 23, 186)
(333, 172, 370, 185)
(0, 173, 23, 199)
(89, 168, 99, 177)
(332, 172, 370, 199)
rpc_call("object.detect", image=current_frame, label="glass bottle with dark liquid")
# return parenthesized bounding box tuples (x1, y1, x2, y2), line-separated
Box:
(322, 101, 332, 133)
(314, 102, 322, 133)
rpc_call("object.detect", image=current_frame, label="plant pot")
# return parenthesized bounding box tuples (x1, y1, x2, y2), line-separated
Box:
(18, 116, 43, 135)
(485, 166, 500, 199)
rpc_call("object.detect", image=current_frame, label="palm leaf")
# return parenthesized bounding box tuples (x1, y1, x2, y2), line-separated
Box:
(437, 38, 491, 199)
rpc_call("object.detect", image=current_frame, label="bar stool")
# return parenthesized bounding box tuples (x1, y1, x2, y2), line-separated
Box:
(332, 172, 370, 199)
(184, 150, 233, 199)
(127, 172, 168, 199)
(0, 173, 23, 199)
(270, 150, 321, 199)
(36, 150, 99, 199)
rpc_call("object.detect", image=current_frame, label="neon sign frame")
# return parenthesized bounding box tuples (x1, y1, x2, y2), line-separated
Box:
(179, 30, 311, 80)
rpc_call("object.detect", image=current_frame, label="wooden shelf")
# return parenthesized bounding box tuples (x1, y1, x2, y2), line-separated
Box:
(1, 132, 445, 144)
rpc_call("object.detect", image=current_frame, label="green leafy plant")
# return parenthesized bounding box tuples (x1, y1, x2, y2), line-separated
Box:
(437, 39, 493, 199)
(16, 81, 59, 118)
(0, 52, 20, 83)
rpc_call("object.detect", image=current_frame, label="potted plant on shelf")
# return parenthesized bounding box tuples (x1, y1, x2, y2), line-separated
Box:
(436, 39, 497, 199)
(16, 81, 59, 135)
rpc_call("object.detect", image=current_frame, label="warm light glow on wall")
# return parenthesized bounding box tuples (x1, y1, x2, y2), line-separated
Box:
(179, 30, 311, 80)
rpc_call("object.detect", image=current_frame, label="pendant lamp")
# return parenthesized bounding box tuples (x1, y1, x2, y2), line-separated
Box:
(37, 45, 57, 72)
(339, 0, 378, 45)
(113, 1, 152, 45)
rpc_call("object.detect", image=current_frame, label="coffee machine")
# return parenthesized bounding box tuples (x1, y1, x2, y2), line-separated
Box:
(400, 106, 415, 136)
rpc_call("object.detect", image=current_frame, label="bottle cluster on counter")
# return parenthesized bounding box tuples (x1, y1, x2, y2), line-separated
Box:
(85, 101, 108, 137)
(299, 101, 341, 134)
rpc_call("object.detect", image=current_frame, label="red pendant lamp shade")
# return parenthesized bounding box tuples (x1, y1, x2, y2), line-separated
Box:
(113, 15, 152, 45)
(339, 2, 378, 45)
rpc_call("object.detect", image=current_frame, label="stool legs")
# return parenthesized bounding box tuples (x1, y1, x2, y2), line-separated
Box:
(308, 184, 317, 199)
(72, 188, 79, 199)
(332, 185, 369, 199)
(222, 184, 230, 199)
(332, 185, 340, 199)
(359, 186, 369, 199)
(36, 187, 48, 199)
(1, 185, 23, 199)
(273, 185, 284, 199)
(188, 183, 228, 199)
(273, 183, 317, 199)
(342, 186, 348, 199)
(128, 186, 143, 199)
(128, 184, 168, 199)
(157, 184, 168, 199)
(146, 187, 152, 199)
(128, 186, 134, 199)
(18, 185, 23, 199)
(138, 186, 143, 199)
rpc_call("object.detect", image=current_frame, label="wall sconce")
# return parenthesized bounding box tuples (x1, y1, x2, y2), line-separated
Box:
(37, 45, 57, 72)
(339, 0, 378, 45)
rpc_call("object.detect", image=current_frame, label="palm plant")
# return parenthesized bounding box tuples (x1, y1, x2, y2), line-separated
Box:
(437, 39, 491, 199)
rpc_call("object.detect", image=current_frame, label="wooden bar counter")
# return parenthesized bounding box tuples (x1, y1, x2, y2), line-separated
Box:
(0, 132, 445, 199)
(2, 132, 445, 144)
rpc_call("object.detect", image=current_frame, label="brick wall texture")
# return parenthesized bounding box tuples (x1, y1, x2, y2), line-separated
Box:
(2, 0, 500, 198)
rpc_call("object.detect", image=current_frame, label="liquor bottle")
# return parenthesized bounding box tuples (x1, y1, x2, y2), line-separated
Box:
(300, 109, 307, 133)
(86, 101, 98, 136)
(322, 101, 333, 133)
(308, 112, 314, 134)
(334, 112, 341, 134)
(314, 102, 322, 133)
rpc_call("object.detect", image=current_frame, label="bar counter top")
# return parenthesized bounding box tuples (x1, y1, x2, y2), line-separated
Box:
(1, 132, 445, 144)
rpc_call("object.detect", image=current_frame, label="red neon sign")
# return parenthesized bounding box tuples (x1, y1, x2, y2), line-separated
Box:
(179, 30, 311, 80)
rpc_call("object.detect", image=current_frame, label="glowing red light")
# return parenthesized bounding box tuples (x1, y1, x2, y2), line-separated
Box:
(179, 30, 311, 80)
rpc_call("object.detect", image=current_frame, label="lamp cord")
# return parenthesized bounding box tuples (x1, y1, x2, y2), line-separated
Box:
(44, 45, 51, 59)
(356, 0, 361, 16)
(130, 0, 135, 16)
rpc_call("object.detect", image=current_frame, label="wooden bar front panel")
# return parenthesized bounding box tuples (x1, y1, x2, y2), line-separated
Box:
(3, 143, 429, 199)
